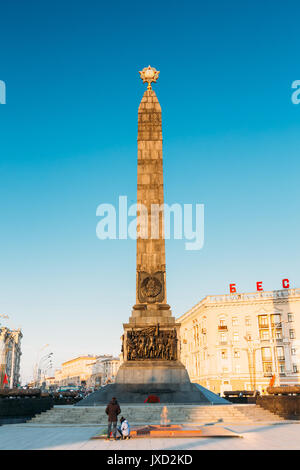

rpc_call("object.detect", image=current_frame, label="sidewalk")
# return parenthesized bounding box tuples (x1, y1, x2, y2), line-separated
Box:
(0, 423, 299, 450)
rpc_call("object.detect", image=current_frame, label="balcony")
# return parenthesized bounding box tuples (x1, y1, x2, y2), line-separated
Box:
(263, 372, 273, 377)
(218, 325, 228, 331)
(258, 323, 269, 329)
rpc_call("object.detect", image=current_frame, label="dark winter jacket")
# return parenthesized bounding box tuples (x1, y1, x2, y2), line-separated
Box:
(105, 398, 121, 421)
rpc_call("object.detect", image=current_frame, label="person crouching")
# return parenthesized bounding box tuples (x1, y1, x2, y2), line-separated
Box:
(119, 416, 130, 440)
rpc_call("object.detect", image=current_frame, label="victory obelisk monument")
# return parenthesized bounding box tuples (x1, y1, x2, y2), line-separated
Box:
(78, 67, 227, 404)
(116, 66, 189, 386)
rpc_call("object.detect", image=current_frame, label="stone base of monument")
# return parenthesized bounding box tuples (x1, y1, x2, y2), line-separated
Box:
(76, 380, 230, 406)
(91, 424, 242, 439)
(115, 360, 190, 384)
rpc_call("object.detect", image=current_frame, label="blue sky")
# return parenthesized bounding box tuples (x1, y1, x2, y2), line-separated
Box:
(0, 0, 299, 383)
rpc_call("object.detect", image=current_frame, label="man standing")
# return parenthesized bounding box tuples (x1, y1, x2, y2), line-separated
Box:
(105, 397, 121, 440)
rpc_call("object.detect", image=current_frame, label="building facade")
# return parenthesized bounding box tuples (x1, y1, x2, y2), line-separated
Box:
(178, 288, 300, 395)
(101, 357, 120, 385)
(53, 355, 99, 387)
(0, 327, 22, 388)
(51, 355, 120, 388)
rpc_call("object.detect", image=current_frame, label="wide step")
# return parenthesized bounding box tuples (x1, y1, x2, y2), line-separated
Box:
(28, 404, 284, 425)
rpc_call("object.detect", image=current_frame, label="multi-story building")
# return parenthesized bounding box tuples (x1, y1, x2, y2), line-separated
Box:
(101, 357, 120, 384)
(52, 355, 120, 388)
(0, 327, 22, 388)
(54, 355, 99, 387)
(85, 355, 119, 388)
(178, 288, 300, 395)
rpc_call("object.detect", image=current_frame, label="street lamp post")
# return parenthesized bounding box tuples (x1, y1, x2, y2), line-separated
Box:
(37, 353, 53, 386)
(33, 344, 50, 386)
(243, 336, 260, 392)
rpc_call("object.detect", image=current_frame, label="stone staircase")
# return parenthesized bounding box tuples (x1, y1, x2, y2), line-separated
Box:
(28, 404, 284, 426)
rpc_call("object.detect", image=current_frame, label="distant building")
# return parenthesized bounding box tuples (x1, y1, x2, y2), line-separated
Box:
(52, 354, 120, 388)
(43, 376, 56, 389)
(0, 327, 22, 388)
(178, 288, 300, 395)
(54, 355, 99, 387)
(101, 357, 120, 384)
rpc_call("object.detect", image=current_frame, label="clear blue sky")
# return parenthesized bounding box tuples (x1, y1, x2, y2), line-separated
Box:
(0, 0, 299, 383)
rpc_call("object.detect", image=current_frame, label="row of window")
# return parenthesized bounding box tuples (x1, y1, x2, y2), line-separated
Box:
(218, 313, 294, 329)
(219, 317, 252, 327)
(188, 313, 296, 348)
(218, 364, 300, 374)
(258, 313, 294, 327)
(220, 346, 297, 360)
(262, 362, 299, 374)
(218, 313, 294, 328)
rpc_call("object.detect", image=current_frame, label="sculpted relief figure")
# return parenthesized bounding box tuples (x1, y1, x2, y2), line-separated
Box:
(126, 328, 177, 361)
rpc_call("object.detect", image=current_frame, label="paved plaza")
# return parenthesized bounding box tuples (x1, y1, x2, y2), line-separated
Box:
(0, 423, 299, 450)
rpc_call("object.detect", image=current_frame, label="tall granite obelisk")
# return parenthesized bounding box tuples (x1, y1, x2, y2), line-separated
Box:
(116, 66, 190, 385)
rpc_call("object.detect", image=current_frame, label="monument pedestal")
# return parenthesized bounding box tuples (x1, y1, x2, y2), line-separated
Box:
(116, 360, 190, 385)
(76, 381, 229, 405)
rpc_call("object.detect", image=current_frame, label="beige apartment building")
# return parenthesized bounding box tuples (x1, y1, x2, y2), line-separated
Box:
(52, 355, 120, 388)
(178, 288, 300, 395)
(54, 355, 99, 387)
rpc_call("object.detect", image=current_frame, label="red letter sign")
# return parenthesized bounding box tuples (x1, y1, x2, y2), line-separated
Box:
(282, 279, 290, 289)
(256, 281, 263, 291)
(230, 283, 237, 293)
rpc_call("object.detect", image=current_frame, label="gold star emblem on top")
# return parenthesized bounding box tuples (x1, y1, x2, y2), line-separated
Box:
(139, 65, 160, 89)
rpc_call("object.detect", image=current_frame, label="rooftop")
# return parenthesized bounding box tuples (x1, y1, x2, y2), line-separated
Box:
(178, 288, 300, 322)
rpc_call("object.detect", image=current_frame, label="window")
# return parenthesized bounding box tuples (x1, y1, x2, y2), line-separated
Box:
(232, 317, 239, 326)
(293, 364, 299, 373)
(260, 330, 269, 341)
(291, 348, 296, 356)
(261, 347, 272, 361)
(275, 330, 282, 340)
(258, 315, 269, 328)
(271, 314, 281, 326)
(276, 346, 284, 361)
(290, 329, 296, 339)
(234, 350, 240, 358)
(263, 362, 273, 373)
(220, 332, 227, 343)
(233, 332, 239, 342)
(279, 363, 285, 374)
(221, 350, 228, 360)
(288, 313, 294, 323)
(245, 316, 251, 326)
(218, 318, 228, 331)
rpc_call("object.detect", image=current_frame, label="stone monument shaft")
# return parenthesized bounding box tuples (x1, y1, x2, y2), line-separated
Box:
(136, 81, 167, 306)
